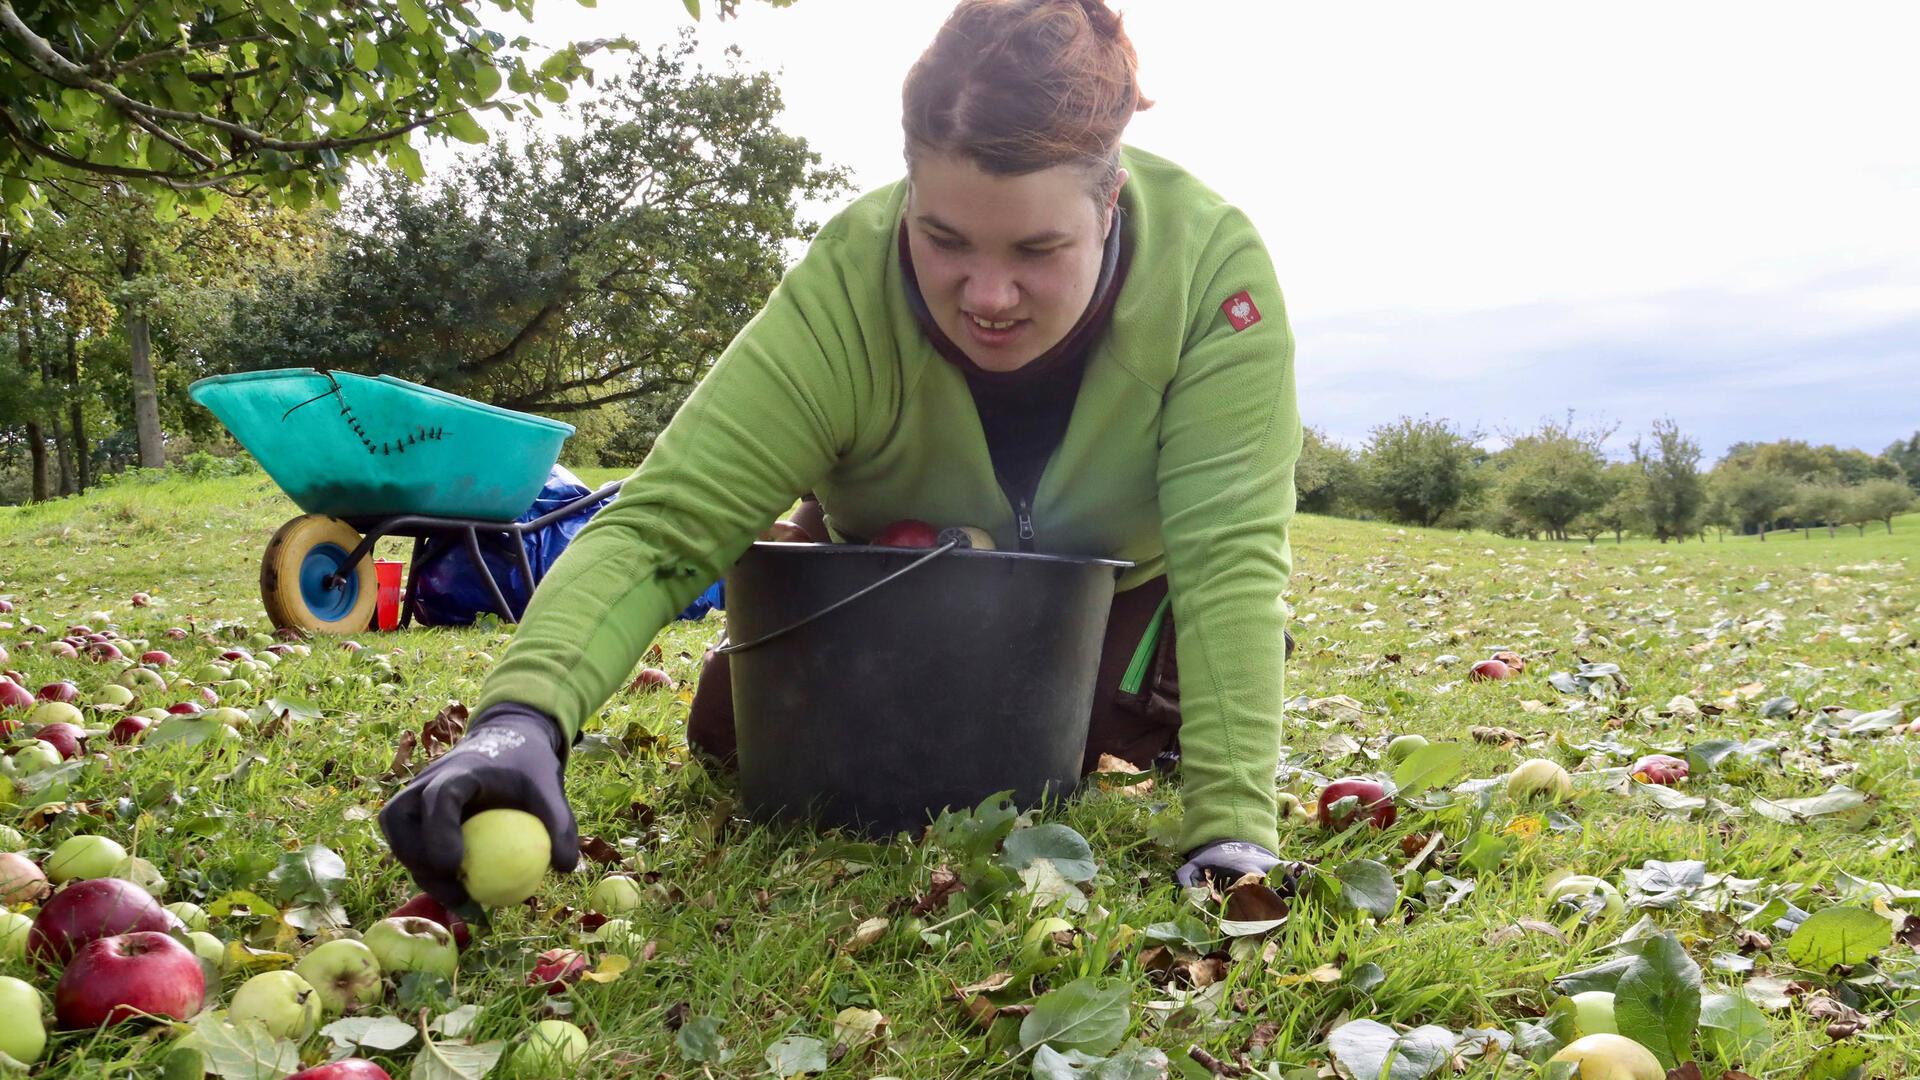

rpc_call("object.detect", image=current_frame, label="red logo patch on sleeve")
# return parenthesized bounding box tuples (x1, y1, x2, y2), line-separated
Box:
(1221, 290, 1262, 331)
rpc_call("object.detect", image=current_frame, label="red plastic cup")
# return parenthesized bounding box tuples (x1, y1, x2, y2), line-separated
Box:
(374, 560, 404, 631)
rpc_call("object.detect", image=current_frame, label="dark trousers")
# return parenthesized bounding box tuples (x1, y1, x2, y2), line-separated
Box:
(686, 499, 1187, 773)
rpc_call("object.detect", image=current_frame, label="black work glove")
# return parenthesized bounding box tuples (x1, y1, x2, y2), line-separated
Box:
(378, 703, 581, 911)
(1175, 840, 1281, 888)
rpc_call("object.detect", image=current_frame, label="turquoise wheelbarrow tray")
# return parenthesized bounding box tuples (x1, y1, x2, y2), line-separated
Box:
(188, 369, 622, 634)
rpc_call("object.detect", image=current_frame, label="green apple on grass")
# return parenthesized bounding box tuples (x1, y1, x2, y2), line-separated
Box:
(230, 970, 323, 1040)
(0, 911, 32, 960)
(1566, 990, 1618, 1036)
(1506, 758, 1574, 802)
(589, 875, 643, 915)
(46, 834, 128, 883)
(0, 975, 46, 1065)
(186, 931, 227, 976)
(11, 741, 63, 777)
(1545, 874, 1626, 919)
(295, 938, 384, 1015)
(509, 1019, 589, 1076)
(165, 902, 209, 932)
(363, 917, 457, 980)
(0, 825, 24, 851)
(1547, 1033, 1662, 1080)
(1384, 733, 1429, 764)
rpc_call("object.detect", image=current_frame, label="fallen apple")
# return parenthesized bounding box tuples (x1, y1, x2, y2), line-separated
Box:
(164, 902, 209, 932)
(44, 641, 78, 660)
(1275, 792, 1312, 823)
(0, 853, 48, 904)
(1566, 990, 1619, 1037)
(45, 835, 130, 884)
(286, 1061, 393, 1080)
(12, 740, 64, 776)
(0, 825, 22, 850)
(362, 917, 457, 980)
(871, 518, 939, 548)
(589, 875, 644, 915)
(0, 910, 33, 960)
(592, 917, 641, 953)
(164, 627, 189, 640)
(1546, 1033, 1662, 1080)
(186, 930, 226, 977)
(1383, 733, 1429, 764)
(1316, 777, 1397, 830)
(1491, 649, 1527, 673)
(0, 679, 33, 710)
(26, 699, 83, 727)
(55, 931, 205, 1028)
(295, 938, 383, 1015)
(1546, 874, 1626, 919)
(1468, 658, 1513, 682)
(114, 666, 166, 693)
(0, 975, 46, 1064)
(35, 681, 79, 704)
(229, 970, 323, 1039)
(36, 722, 86, 759)
(86, 642, 125, 663)
(509, 1018, 589, 1076)
(109, 715, 153, 744)
(1906, 717, 1920, 736)
(130, 593, 151, 607)
(111, 855, 167, 897)
(139, 650, 173, 667)
(528, 947, 588, 994)
(626, 668, 676, 692)
(1629, 754, 1688, 786)
(1506, 758, 1573, 803)
(30, 876, 182, 964)
(93, 683, 135, 708)
(165, 701, 204, 716)
(459, 808, 550, 908)
(389, 893, 470, 950)
(0, 600, 10, 613)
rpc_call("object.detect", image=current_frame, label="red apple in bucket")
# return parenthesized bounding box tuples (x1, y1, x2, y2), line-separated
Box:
(55, 931, 205, 1028)
(871, 519, 939, 548)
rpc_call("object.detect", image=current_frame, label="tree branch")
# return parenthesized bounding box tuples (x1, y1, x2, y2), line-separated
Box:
(122, 107, 215, 169)
(87, 0, 156, 70)
(0, 5, 465, 155)
(455, 287, 580, 379)
(0, 106, 259, 189)
(501, 373, 689, 414)
(110, 33, 277, 76)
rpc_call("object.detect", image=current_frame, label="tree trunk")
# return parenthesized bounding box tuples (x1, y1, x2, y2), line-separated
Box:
(1758, 527, 1766, 542)
(1613, 529, 1623, 544)
(66, 326, 87, 492)
(1887, 517, 1897, 534)
(123, 239, 164, 469)
(1854, 524, 1865, 536)
(17, 292, 48, 502)
(1826, 523, 1836, 538)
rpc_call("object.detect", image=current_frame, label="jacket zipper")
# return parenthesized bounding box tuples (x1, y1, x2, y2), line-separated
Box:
(1014, 494, 1036, 551)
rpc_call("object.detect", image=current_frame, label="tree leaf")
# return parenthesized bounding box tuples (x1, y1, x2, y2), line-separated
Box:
(682, 0, 702, 18)
(411, 1039, 508, 1080)
(319, 1015, 418, 1054)
(1332, 859, 1399, 920)
(1613, 932, 1702, 1069)
(1391, 741, 1466, 795)
(1019, 978, 1130, 1056)
(1326, 1019, 1457, 1079)
(1032, 1044, 1170, 1079)
(179, 1014, 301, 1080)
(677, 1015, 729, 1063)
(764, 1035, 828, 1077)
(1697, 992, 1773, 1060)
(1000, 824, 1097, 882)
(1785, 907, 1894, 970)
(930, 790, 1020, 860)
(267, 843, 346, 904)
(1751, 785, 1869, 824)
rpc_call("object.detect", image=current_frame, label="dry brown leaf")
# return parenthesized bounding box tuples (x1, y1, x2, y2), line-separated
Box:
(1664, 1065, 1703, 1080)
(909, 867, 964, 918)
(578, 836, 623, 865)
(841, 916, 889, 954)
(1225, 881, 1290, 923)
(386, 729, 418, 778)
(956, 972, 1014, 997)
(1092, 753, 1154, 796)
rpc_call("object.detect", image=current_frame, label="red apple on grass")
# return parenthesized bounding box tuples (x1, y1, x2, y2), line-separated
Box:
(388, 893, 470, 950)
(0, 853, 49, 904)
(871, 519, 939, 548)
(0, 644, 7, 665)
(1468, 658, 1513, 682)
(30, 877, 182, 964)
(109, 715, 153, 744)
(627, 668, 676, 692)
(0, 600, 11, 613)
(528, 947, 588, 994)
(35, 681, 77, 704)
(1316, 778, 1397, 830)
(130, 593, 150, 607)
(35, 722, 86, 759)
(1629, 754, 1688, 785)
(86, 642, 124, 663)
(164, 627, 189, 640)
(139, 651, 173, 667)
(0, 679, 33, 711)
(46, 641, 78, 660)
(54, 931, 204, 1028)
(287, 1062, 393, 1080)
(165, 701, 203, 716)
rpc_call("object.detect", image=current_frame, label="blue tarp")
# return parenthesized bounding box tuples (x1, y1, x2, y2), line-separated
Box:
(412, 465, 724, 626)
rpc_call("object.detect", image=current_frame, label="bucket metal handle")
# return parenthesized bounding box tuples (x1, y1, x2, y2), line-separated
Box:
(715, 541, 960, 656)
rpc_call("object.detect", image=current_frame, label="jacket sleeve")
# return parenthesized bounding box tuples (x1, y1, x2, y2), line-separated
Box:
(475, 233, 869, 740)
(1156, 211, 1301, 854)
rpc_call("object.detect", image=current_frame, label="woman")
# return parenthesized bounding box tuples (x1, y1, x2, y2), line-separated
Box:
(380, 0, 1300, 900)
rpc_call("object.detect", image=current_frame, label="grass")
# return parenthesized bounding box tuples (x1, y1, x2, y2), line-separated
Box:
(0, 473, 1915, 1078)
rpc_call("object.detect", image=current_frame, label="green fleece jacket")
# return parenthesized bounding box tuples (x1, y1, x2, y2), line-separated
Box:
(476, 145, 1301, 853)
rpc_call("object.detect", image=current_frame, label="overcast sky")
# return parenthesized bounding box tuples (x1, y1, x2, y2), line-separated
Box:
(436, 1, 1920, 462)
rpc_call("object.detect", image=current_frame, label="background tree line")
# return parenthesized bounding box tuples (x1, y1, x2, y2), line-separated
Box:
(1298, 416, 1918, 542)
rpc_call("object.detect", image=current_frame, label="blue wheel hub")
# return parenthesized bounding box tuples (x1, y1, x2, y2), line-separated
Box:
(299, 543, 360, 622)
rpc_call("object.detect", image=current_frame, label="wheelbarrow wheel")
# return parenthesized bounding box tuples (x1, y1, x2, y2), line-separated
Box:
(261, 514, 378, 634)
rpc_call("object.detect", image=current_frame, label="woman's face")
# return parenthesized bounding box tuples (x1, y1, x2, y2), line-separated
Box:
(906, 153, 1126, 372)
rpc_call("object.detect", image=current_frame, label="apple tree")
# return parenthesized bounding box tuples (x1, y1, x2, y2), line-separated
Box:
(1358, 416, 1486, 527)
(1628, 419, 1704, 543)
(1848, 477, 1914, 534)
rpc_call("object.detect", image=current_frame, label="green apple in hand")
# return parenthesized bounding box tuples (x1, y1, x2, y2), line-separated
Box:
(459, 809, 551, 908)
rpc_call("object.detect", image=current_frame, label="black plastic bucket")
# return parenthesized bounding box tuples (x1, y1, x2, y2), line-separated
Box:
(722, 541, 1131, 836)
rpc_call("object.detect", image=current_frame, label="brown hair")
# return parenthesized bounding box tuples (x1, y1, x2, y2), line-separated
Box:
(902, 0, 1153, 198)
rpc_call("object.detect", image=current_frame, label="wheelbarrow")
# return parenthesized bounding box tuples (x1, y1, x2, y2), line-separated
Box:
(188, 368, 623, 634)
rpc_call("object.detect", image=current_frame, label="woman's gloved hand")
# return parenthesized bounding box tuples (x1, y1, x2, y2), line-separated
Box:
(378, 703, 580, 911)
(1175, 839, 1281, 888)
